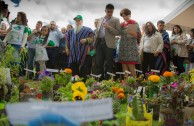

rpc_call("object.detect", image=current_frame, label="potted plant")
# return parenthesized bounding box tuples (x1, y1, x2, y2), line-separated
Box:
(40, 76, 54, 100)
(126, 94, 153, 126)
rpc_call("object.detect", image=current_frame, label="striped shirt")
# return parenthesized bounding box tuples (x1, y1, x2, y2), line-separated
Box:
(66, 26, 93, 65)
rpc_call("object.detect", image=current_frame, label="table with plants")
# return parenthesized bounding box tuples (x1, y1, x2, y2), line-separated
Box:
(1, 45, 194, 126)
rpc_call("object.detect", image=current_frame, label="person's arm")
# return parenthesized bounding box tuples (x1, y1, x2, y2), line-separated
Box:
(156, 33, 164, 53)
(80, 31, 94, 45)
(65, 31, 70, 55)
(27, 29, 38, 41)
(105, 18, 121, 36)
(55, 28, 64, 39)
(176, 34, 187, 45)
(21, 33, 28, 47)
(21, 27, 29, 47)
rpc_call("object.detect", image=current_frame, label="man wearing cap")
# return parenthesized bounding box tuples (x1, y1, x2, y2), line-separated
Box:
(66, 15, 94, 80)
(46, 21, 64, 69)
(95, 4, 120, 80)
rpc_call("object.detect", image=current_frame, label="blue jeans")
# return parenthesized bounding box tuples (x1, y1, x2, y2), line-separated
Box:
(27, 48, 39, 79)
(11, 44, 26, 76)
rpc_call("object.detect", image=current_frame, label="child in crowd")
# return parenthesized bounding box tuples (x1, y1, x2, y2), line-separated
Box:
(33, 26, 55, 73)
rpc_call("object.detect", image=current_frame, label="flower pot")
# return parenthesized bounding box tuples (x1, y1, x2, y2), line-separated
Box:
(53, 84, 62, 101)
(20, 93, 36, 102)
(147, 103, 160, 120)
(42, 91, 53, 101)
(126, 104, 153, 126)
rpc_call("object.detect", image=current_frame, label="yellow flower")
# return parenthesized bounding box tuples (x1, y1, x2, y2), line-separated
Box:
(118, 93, 125, 99)
(148, 75, 160, 83)
(72, 91, 85, 101)
(72, 82, 88, 95)
(163, 71, 173, 77)
(65, 68, 72, 74)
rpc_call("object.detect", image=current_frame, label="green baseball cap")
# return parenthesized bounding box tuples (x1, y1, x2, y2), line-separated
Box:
(73, 15, 83, 20)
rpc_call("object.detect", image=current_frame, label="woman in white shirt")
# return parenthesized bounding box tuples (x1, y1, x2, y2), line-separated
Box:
(139, 21, 163, 74)
(170, 25, 188, 75)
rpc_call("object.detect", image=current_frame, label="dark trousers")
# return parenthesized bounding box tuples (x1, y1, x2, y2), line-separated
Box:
(142, 52, 157, 74)
(173, 56, 185, 74)
(46, 47, 58, 69)
(80, 55, 92, 82)
(95, 39, 114, 80)
(70, 62, 79, 76)
(57, 52, 68, 70)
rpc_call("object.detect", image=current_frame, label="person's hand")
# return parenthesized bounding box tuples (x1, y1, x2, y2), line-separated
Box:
(154, 51, 159, 57)
(171, 40, 177, 45)
(103, 23, 110, 29)
(1, 42, 6, 49)
(19, 47, 24, 53)
(28, 112, 80, 126)
(80, 39, 86, 44)
(189, 44, 194, 48)
(66, 48, 70, 56)
(32, 29, 39, 34)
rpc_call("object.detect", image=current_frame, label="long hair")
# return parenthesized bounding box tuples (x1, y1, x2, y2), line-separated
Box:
(41, 26, 50, 45)
(145, 21, 157, 37)
(17, 12, 27, 26)
(172, 25, 183, 36)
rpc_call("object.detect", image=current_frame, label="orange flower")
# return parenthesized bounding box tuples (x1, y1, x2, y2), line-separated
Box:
(163, 71, 173, 77)
(117, 88, 124, 94)
(65, 68, 72, 74)
(118, 93, 125, 99)
(112, 86, 118, 92)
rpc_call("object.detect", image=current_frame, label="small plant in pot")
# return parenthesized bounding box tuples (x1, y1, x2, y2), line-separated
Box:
(40, 76, 54, 101)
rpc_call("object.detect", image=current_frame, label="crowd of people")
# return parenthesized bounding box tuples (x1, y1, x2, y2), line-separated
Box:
(1, 2, 194, 81)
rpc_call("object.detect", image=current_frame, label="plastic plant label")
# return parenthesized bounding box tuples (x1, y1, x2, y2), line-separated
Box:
(6, 98, 113, 125)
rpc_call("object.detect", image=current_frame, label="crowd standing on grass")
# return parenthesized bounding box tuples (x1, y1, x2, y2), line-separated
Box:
(1, 2, 194, 80)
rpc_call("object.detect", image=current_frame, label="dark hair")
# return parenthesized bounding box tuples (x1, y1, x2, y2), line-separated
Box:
(120, 8, 131, 16)
(17, 12, 27, 26)
(157, 20, 165, 25)
(41, 26, 50, 45)
(172, 25, 183, 36)
(106, 4, 114, 10)
(145, 21, 157, 37)
(190, 28, 194, 34)
(37, 21, 43, 26)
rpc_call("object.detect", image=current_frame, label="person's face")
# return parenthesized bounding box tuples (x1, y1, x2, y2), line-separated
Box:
(3, 9, 9, 18)
(173, 27, 180, 34)
(122, 14, 130, 22)
(41, 27, 49, 36)
(157, 23, 165, 31)
(36, 23, 42, 30)
(67, 25, 72, 30)
(142, 24, 146, 32)
(147, 23, 153, 32)
(50, 22, 56, 30)
(190, 31, 194, 38)
(61, 28, 66, 34)
(75, 19, 82, 26)
(16, 13, 22, 22)
(94, 21, 98, 28)
(105, 9, 114, 18)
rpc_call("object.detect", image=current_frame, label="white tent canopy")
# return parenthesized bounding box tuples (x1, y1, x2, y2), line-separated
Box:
(163, 0, 194, 33)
